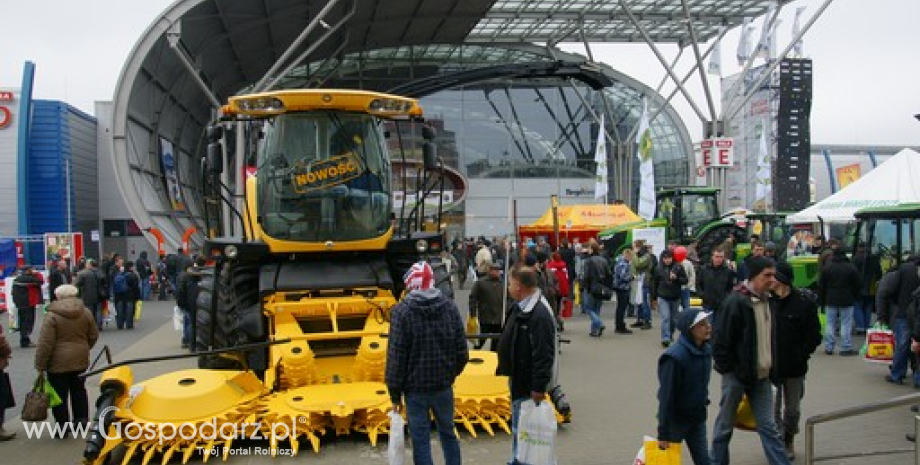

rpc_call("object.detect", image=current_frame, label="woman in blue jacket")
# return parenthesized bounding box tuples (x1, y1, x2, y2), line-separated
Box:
(657, 308, 713, 465)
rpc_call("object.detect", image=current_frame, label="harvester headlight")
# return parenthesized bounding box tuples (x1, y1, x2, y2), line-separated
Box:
(369, 99, 383, 111)
(237, 97, 285, 113)
(415, 239, 429, 253)
(224, 245, 239, 259)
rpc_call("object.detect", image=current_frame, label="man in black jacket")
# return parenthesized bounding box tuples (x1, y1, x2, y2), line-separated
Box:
(497, 266, 557, 464)
(697, 249, 736, 334)
(770, 261, 822, 460)
(710, 256, 791, 465)
(386, 261, 468, 465)
(818, 249, 862, 355)
(651, 249, 688, 348)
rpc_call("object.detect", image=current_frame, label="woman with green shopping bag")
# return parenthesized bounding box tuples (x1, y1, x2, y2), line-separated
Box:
(34, 284, 98, 436)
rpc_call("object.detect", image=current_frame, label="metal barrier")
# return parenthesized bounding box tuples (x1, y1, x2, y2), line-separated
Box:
(804, 392, 920, 464)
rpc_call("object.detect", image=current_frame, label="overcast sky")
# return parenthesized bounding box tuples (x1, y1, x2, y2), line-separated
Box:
(2, 0, 918, 146)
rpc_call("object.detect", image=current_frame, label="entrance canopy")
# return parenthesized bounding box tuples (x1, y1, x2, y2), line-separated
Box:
(787, 148, 920, 223)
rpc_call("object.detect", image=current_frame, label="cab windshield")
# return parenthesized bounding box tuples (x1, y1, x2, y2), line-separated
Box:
(257, 112, 391, 241)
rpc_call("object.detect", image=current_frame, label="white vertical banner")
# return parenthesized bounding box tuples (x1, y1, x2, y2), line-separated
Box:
(594, 114, 608, 201)
(636, 98, 655, 220)
(754, 122, 772, 211)
(756, 2, 777, 61)
(708, 27, 724, 75)
(792, 6, 807, 57)
(736, 17, 753, 66)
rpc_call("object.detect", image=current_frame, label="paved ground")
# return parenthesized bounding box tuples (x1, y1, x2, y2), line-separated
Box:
(1, 291, 918, 464)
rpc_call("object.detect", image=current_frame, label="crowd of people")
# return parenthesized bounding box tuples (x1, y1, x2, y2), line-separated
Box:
(0, 248, 204, 441)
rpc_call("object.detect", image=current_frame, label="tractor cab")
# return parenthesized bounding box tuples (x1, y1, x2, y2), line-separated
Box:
(655, 187, 721, 243)
(853, 204, 920, 282)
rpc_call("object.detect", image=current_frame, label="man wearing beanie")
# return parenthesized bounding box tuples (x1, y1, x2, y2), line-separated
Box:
(656, 308, 713, 465)
(770, 261, 822, 460)
(711, 256, 791, 465)
(386, 261, 469, 465)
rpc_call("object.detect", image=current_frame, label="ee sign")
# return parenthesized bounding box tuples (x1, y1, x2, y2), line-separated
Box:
(0, 91, 13, 130)
(700, 137, 734, 168)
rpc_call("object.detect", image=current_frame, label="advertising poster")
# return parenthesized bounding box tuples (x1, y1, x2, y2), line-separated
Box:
(160, 137, 186, 211)
(632, 227, 666, 258)
(44, 232, 84, 267)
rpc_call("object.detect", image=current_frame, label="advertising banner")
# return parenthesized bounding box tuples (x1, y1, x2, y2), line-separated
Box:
(160, 137, 186, 211)
(632, 227, 666, 258)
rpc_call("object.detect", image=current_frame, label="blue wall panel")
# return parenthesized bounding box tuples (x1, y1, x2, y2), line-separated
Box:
(27, 101, 69, 264)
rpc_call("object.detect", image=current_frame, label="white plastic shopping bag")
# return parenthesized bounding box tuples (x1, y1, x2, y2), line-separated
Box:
(387, 410, 406, 465)
(516, 399, 557, 465)
(173, 306, 184, 331)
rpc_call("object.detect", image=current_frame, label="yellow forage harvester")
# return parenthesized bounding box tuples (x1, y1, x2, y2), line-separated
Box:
(83, 90, 569, 465)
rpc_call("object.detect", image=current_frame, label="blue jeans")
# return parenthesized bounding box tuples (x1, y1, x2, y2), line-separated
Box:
(583, 293, 604, 334)
(682, 421, 712, 465)
(115, 300, 135, 329)
(658, 298, 679, 343)
(889, 317, 920, 385)
(639, 285, 652, 323)
(680, 288, 692, 313)
(509, 397, 526, 465)
(853, 296, 873, 331)
(405, 387, 461, 465)
(823, 306, 854, 352)
(140, 277, 151, 301)
(711, 373, 791, 465)
(181, 308, 192, 347)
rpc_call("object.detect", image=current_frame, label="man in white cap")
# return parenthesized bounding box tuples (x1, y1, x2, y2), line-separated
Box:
(657, 308, 713, 465)
(386, 261, 468, 465)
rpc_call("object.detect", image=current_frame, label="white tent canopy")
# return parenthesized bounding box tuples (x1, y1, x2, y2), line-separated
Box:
(787, 148, 920, 223)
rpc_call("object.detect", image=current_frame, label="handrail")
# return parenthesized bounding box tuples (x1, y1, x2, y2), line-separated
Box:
(804, 392, 920, 464)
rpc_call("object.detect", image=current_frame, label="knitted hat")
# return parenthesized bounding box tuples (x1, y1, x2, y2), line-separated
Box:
(404, 262, 434, 291)
(746, 256, 775, 280)
(774, 261, 794, 286)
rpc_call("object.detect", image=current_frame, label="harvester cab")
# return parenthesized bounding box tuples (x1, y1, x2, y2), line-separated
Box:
(82, 90, 518, 465)
(599, 187, 744, 262)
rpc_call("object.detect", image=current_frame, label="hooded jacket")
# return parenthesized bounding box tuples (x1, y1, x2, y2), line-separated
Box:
(496, 290, 557, 400)
(385, 289, 468, 404)
(771, 288, 822, 381)
(657, 309, 712, 442)
(34, 297, 99, 373)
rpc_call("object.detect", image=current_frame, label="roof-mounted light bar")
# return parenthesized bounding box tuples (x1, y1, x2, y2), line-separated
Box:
(224, 89, 422, 118)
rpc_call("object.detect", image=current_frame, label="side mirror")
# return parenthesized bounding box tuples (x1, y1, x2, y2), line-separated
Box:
(422, 142, 438, 171)
(207, 142, 224, 175)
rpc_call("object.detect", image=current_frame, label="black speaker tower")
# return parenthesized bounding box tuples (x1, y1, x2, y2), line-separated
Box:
(774, 59, 812, 211)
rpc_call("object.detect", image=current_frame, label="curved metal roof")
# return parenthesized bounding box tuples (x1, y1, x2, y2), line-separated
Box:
(111, 0, 786, 249)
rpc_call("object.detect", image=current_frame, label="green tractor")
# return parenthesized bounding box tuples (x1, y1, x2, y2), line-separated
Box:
(852, 203, 920, 283)
(734, 212, 792, 262)
(598, 187, 746, 261)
